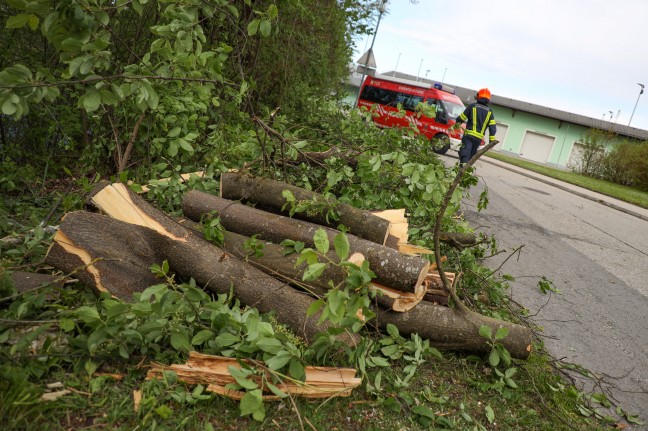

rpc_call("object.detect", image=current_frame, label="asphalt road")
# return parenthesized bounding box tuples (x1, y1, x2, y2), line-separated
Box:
(443, 154, 648, 426)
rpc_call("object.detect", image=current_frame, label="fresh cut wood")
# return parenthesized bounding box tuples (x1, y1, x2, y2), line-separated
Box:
(146, 352, 361, 399)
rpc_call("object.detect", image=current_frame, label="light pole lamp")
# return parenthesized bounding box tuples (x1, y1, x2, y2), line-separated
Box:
(628, 83, 645, 127)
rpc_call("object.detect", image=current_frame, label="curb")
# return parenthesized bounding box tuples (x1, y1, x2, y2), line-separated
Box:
(480, 157, 648, 223)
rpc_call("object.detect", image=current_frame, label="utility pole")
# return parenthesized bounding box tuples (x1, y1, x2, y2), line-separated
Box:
(628, 83, 644, 127)
(355, 0, 388, 106)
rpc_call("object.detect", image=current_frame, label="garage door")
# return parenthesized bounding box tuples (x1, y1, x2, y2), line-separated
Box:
(520, 131, 554, 163)
(493, 123, 508, 151)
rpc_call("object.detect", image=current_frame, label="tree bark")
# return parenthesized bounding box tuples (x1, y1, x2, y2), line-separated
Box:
(219, 172, 391, 245)
(177, 218, 424, 312)
(57, 185, 358, 345)
(182, 191, 430, 294)
(374, 301, 532, 359)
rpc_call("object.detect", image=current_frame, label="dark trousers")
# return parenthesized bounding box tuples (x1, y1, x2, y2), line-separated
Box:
(459, 135, 482, 164)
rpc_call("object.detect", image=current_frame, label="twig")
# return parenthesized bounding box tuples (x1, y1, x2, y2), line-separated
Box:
(118, 112, 146, 173)
(432, 140, 500, 311)
(486, 245, 525, 278)
(41, 182, 74, 227)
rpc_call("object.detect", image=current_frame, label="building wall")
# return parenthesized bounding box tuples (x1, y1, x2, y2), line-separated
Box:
(491, 106, 630, 167)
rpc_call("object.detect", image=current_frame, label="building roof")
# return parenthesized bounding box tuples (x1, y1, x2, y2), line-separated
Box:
(376, 71, 648, 141)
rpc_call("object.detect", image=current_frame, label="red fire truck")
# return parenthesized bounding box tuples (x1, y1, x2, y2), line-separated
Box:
(356, 74, 466, 154)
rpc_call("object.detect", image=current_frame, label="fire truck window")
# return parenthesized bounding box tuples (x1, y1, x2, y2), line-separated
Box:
(425, 99, 440, 113)
(360, 86, 395, 106)
(399, 95, 424, 111)
(443, 101, 465, 119)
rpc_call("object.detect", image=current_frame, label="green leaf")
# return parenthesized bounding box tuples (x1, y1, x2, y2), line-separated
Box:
(288, 359, 306, 381)
(259, 20, 271, 37)
(313, 228, 329, 254)
(168, 127, 181, 138)
(256, 337, 283, 354)
(411, 405, 436, 419)
(178, 138, 194, 153)
(27, 14, 39, 30)
(302, 262, 326, 282)
(240, 389, 265, 421)
(140, 284, 168, 301)
(485, 405, 495, 423)
(191, 329, 214, 345)
(495, 327, 509, 341)
(266, 351, 291, 370)
(233, 375, 258, 390)
(478, 325, 492, 340)
(386, 323, 400, 339)
(370, 356, 390, 367)
(265, 381, 288, 398)
(247, 19, 259, 36)
(267, 4, 278, 19)
(306, 299, 324, 317)
(488, 349, 500, 367)
(2, 98, 17, 115)
(61, 37, 84, 51)
(155, 404, 173, 419)
(6, 14, 30, 29)
(505, 377, 518, 388)
(333, 232, 349, 261)
(75, 306, 101, 323)
(170, 330, 191, 352)
(80, 88, 101, 112)
(59, 318, 75, 332)
(215, 332, 240, 347)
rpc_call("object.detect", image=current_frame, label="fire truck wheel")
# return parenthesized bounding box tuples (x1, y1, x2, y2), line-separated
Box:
(431, 135, 451, 155)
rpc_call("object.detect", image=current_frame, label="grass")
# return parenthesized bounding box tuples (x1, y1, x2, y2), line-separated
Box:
(484, 151, 648, 209)
(0, 341, 613, 431)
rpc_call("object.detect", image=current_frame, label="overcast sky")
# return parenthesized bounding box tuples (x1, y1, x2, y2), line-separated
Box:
(353, 0, 648, 131)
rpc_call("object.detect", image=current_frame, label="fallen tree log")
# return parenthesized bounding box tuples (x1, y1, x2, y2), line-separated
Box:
(182, 191, 430, 294)
(219, 172, 391, 245)
(374, 301, 532, 359)
(176, 218, 425, 312)
(45, 215, 163, 299)
(50, 192, 356, 345)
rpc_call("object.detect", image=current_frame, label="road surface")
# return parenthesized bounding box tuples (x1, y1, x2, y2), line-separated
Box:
(449, 155, 648, 425)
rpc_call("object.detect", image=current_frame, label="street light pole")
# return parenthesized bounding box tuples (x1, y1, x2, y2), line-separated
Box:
(355, 0, 388, 106)
(628, 83, 645, 127)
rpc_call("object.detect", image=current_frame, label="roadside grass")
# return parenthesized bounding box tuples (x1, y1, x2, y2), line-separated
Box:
(484, 151, 648, 209)
(0, 333, 612, 431)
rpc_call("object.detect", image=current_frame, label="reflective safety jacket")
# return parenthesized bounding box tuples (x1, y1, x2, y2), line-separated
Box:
(456, 99, 497, 142)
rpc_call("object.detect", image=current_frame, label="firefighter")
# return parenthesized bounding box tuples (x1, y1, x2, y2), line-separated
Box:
(450, 88, 497, 164)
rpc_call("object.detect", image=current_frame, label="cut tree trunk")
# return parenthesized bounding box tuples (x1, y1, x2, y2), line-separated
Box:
(177, 218, 424, 312)
(45, 214, 163, 299)
(374, 301, 532, 359)
(52, 186, 358, 345)
(182, 191, 430, 294)
(219, 172, 391, 245)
